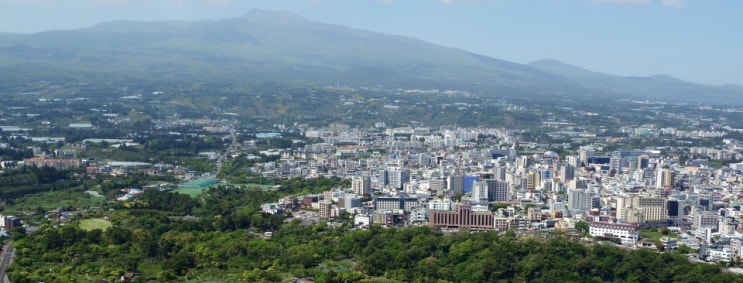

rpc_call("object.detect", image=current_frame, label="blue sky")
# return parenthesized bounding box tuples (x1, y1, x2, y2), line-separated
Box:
(0, 0, 741, 85)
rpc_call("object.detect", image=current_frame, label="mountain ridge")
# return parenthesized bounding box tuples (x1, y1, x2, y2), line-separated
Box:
(0, 10, 740, 103)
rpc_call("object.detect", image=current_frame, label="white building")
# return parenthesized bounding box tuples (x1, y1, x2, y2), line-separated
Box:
(568, 188, 593, 214)
(428, 199, 452, 211)
(707, 247, 733, 262)
(472, 181, 488, 202)
(354, 214, 372, 227)
(589, 222, 640, 245)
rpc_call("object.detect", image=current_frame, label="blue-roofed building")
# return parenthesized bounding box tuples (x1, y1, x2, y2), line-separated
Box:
(464, 175, 478, 193)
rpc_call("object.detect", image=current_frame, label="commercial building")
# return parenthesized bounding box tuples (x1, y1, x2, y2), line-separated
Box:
(429, 202, 494, 231)
(318, 200, 332, 220)
(472, 181, 489, 202)
(352, 176, 371, 195)
(384, 168, 410, 190)
(447, 175, 465, 195)
(374, 195, 420, 211)
(616, 193, 668, 224)
(486, 179, 509, 202)
(429, 199, 452, 211)
(568, 189, 593, 214)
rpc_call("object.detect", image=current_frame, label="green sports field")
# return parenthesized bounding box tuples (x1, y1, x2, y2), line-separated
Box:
(79, 218, 113, 231)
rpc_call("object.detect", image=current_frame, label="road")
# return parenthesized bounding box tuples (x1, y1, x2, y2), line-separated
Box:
(216, 125, 239, 176)
(0, 242, 14, 283)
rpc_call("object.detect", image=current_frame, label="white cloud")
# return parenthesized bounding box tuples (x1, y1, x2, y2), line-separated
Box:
(661, 0, 685, 7)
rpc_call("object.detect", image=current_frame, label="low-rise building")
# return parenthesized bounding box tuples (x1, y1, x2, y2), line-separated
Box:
(589, 221, 639, 245)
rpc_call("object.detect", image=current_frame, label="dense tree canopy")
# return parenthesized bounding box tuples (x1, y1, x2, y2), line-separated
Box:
(7, 184, 743, 282)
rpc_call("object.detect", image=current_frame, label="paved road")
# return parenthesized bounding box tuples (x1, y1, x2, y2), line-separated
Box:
(0, 242, 13, 283)
(216, 126, 238, 176)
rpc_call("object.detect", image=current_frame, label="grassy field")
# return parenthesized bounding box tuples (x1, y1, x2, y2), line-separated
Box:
(239, 183, 275, 189)
(173, 183, 274, 197)
(173, 187, 206, 197)
(640, 230, 677, 242)
(3, 190, 105, 214)
(79, 218, 113, 231)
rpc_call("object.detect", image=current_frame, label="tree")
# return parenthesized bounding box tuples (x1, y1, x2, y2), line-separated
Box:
(677, 244, 694, 254)
(660, 226, 671, 235)
(655, 240, 665, 251)
(575, 221, 590, 236)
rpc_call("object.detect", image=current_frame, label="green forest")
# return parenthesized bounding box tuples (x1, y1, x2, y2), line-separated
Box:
(7, 184, 743, 283)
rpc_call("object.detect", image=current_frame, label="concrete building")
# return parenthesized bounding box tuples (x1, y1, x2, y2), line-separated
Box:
(525, 171, 540, 191)
(374, 195, 420, 211)
(340, 194, 362, 210)
(472, 181, 489, 202)
(318, 200, 332, 220)
(616, 193, 668, 224)
(429, 201, 494, 231)
(568, 188, 593, 214)
(384, 168, 410, 190)
(589, 222, 640, 245)
(656, 168, 675, 188)
(3, 216, 20, 230)
(610, 150, 646, 174)
(527, 207, 542, 222)
(354, 214, 372, 227)
(559, 164, 575, 182)
(410, 207, 429, 223)
(486, 179, 509, 202)
(693, 210, 719, 230)
(494, 216, 510, 231)
(352, 176, 372, 195)
(447, 175, 465, 195)
(429, 199, 452, 211)
(22, 157, 81, 170)
(429, 178, 446, 195)
(493, 165, 507, 181)
(464, 175, 478, 193)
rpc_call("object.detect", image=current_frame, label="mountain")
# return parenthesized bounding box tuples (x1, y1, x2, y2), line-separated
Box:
(528, 59, 743, 103)
(0, 10, 741, 103)
(0, 10, 574, 95)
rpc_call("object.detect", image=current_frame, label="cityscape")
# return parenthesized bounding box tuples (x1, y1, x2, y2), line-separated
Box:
(1, 1, 743, 282)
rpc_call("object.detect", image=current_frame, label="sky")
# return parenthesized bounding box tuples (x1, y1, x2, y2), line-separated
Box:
(0, 0, 741, 86)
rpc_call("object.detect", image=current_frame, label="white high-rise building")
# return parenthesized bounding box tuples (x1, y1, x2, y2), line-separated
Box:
(352, 176, 371, 195)
(472, 181, 488, 202)
(568, 189, 593, 214)
(386, 167, 410, 190)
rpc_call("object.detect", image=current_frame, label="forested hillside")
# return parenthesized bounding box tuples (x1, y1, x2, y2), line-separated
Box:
(7, 185, 742, 282)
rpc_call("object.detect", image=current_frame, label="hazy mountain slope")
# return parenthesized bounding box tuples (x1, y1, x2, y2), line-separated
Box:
(0, 10, 575, 94)
(0, 10, 741, 103)
(528, 59, 743, 102)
